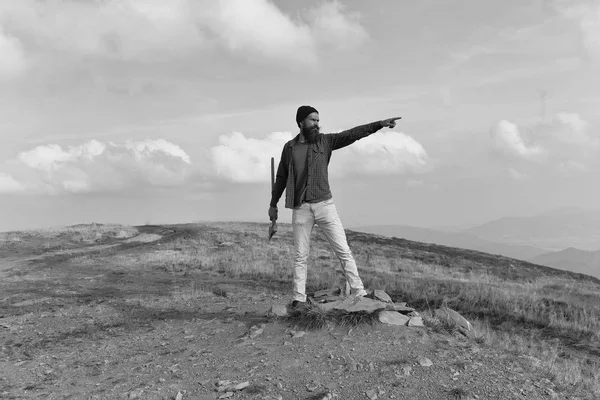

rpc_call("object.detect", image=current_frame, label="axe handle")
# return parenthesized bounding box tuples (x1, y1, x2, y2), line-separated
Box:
(271, 157, 275, 191)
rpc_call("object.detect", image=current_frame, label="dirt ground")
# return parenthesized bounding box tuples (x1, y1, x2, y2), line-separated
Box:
(0, 225, 594, 399)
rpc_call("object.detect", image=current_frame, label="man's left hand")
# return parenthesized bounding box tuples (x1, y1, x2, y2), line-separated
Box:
(381, 117, 402, 129)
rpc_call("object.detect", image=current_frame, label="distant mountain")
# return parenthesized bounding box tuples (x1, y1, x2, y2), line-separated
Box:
(529, 248, 600, 279)
(351, 225, 547, 261)
(466, 208, 600, 251)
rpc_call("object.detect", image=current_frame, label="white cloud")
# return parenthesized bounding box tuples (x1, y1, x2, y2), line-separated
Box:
(559, 2, 600, 62)
(3, 139, 192, 194)
(507, 168, 528, 181)
(307, 1, 368, 51)
(330, 131, 429, 177)
(0, 25, 27, 78)
(0, 173, 25, 193)
(0, 0, 206, 61)
(490, 120, 544, 160)
(210, 130, 429, 183)
(539, 112, 595, 146)
(210, 131, 293, 183)
(491, 112, 599, 172)
(207, 0, 315, 65)
(0, 0, 367, 70)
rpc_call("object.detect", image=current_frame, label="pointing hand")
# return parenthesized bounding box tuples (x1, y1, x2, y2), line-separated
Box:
(381, 117, 402, 129)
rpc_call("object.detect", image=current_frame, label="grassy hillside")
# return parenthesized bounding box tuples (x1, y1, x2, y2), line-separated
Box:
(2, 221, 600, 396)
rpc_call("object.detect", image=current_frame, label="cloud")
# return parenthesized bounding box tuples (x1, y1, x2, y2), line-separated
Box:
(0, 0, 367, 70)
(307, 1, 368, 51)
(210, 130, 429, 183)
(507, 168, 528, 181)
(206, 0, 315, 65)
(2, 139, 193, 194)
(490, 120, 544, 160)
(0, 173, 25, 193)
(490, 112, 599, 171)
(559, 2, 600, 62)
(330, 131, 430, 177)
(210, 131, 293, 183)
(0, 25, 27, 78)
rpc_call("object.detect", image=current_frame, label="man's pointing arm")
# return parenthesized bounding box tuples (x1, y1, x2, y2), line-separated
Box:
(329, 117, 402, 150)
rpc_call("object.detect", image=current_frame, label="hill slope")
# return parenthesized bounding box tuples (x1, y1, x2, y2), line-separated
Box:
(530, 247, 600, 279)
(466, 208, 600, 251)
(1, 222, 599, 399)
(352, 224, 547, 261)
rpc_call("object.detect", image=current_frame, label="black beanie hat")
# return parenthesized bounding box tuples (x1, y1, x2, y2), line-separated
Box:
(296, 105, 318, 127)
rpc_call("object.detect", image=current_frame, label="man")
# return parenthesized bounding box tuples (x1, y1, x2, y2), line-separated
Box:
(268, 105, 401, 308)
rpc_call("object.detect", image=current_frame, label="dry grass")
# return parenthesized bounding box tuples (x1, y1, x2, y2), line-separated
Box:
(15, 221, 600, 395)
(0, 223, 139, 244)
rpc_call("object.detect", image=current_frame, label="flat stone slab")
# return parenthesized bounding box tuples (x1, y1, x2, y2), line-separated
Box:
(314, 295, 345, 303)
(372, 290, 393, 303)
(316, 300, 345, 312)
(378, 311, 410, 326)
(385, 303, 415, 313)
(313, 288, 341, 298)
(332, 296, 389, 314)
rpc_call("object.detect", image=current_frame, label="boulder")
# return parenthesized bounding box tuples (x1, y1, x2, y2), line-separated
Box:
(408, 316, 424, 327)
(378, 311, 410, 326)
(434, 307, 472, 331)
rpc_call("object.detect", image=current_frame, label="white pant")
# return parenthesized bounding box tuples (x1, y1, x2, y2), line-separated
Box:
(291, 198, 365, 302)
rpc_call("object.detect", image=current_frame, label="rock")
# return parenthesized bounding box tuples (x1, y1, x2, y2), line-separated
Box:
(292, 331, 306, 339)
(333, 297, 388, 313)
(218, 393, 234, 399)
(417, 356, 433, 367)
(268, 304, 288, 317)
(306, 383, 319, 392)
(128, 389, 144, 399)
(434, 308, 472, 331)
(378, 311, 410, 326)
(385, 303, 415, 313)
(233, 382, 249, 390)
(316, 300, 344, 311)
(175, 392, 183, 400)
(372, 290, 393, 303)
(313, 288, 341, 298)
(408, 317, 424, 327)
(403, 366, 412, 376)
(248, 324, 265, 339)
(365, 389, 378, 400)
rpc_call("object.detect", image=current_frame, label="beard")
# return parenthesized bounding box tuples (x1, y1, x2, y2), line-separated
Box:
(301, 125, 320, 143)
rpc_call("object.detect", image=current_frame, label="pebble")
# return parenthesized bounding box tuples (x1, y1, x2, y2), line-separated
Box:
(417, 356, 433, 367)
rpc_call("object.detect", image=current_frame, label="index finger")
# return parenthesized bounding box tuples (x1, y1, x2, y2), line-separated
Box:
(390, 117, 402, 121)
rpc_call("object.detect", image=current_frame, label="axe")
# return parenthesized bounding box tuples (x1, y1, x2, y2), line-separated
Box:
(268, 156, 278, 240)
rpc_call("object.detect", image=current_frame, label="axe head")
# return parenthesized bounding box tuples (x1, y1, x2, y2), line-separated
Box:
(268, 220, 278, 240)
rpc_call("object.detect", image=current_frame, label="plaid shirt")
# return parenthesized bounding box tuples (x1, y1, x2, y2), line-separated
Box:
(270, 121, 384, 209)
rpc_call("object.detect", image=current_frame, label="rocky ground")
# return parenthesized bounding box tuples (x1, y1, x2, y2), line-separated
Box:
(0, 225, 594, 400)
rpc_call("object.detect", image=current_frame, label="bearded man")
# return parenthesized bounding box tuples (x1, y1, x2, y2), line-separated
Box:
(268, 105, 401, 308)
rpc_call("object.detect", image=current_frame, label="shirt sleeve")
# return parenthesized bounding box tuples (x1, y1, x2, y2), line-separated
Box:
(327, 121, 384, 151)
(270, 147, 288, 208)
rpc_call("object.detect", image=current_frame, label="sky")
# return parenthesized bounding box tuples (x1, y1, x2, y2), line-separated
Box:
(1, 0, 599, 232)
